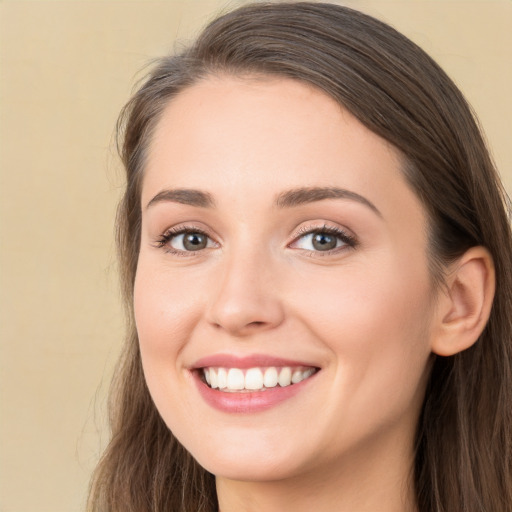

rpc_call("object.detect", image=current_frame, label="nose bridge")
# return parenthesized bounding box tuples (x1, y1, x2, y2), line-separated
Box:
(207, 240, 284, 335)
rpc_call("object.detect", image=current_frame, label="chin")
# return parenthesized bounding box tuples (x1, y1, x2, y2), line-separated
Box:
(199, 454, 301, 482)
(181, 432, 309, 482)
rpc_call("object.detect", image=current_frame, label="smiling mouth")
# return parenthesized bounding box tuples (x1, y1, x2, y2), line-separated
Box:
(201, 366, 318, 393)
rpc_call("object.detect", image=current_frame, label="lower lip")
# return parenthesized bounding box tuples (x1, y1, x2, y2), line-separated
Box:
(192, 371, 317, 413)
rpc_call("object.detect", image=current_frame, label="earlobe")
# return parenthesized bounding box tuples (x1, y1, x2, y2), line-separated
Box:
(431, 246, 495, 357)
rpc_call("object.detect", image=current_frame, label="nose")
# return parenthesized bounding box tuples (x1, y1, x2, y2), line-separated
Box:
(206, 250, 285, 337)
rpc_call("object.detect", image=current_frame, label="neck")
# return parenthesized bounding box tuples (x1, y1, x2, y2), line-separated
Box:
(216, 426, 418, 512)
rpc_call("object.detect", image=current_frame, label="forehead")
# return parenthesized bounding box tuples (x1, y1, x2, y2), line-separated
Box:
(142, 75, 422, 224)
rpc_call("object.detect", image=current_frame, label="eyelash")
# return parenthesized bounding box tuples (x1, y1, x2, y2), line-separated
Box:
(154, 223, 357, 257)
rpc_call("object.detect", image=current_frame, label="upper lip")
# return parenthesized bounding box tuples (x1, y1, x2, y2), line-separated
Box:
(191, 353, 319, 370)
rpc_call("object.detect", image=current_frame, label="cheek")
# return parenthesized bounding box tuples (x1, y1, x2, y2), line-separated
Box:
(133, 261, 203, 369)
(133, 260, 208, 430)
(289, 255, 434, 412)
(292, 254, 433, 343)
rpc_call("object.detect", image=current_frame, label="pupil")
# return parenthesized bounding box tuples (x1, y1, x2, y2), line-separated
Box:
(183, 233, 207, 251)
(312, 232, 337, 251)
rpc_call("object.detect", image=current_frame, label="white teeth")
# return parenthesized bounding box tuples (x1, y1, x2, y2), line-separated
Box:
(202, 366, 316, 392)
(210, 369, 218, 389)
(303, 367, 315, 379)
(291, 369, 304, 384)
(227, 368, 245, 390)
(278, 367, 292, 387)
(245, 368, 264, 390)
(263, 367, 278, 388)
(217, 367, 227, 389)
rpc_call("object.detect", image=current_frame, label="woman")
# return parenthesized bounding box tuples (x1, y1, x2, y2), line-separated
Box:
(88, 2, 512, 511)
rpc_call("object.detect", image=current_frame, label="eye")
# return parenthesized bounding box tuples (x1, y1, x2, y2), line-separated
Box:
(171, 232, 209, 251)
(291, 226, 356, 253)
(155, 226, 217, 254)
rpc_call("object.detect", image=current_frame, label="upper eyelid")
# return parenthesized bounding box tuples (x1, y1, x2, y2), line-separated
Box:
(291, 222, 355, 239)
(158, 222, 351, 239)
(294, 223, 345, 235)
(162, 223, 215, 238)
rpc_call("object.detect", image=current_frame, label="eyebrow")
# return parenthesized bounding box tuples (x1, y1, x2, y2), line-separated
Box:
(146, 189, 215, 209)
(145, 186, 381, 216)
(275, 186, 381, 216)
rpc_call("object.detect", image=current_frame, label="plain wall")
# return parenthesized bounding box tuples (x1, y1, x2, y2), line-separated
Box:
(1, 1, 510, 510)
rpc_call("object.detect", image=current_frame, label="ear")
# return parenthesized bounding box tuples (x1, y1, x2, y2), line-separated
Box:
(431, 246, 495, 357)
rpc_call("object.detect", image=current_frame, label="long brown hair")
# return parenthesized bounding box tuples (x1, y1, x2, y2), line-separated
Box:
(88, 3, 512, 511)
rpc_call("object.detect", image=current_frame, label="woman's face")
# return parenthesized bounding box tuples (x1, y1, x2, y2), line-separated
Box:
(135, 76, 437, 482)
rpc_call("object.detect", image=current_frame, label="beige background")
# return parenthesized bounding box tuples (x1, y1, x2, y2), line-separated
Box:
(0, 1, 510, 510)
